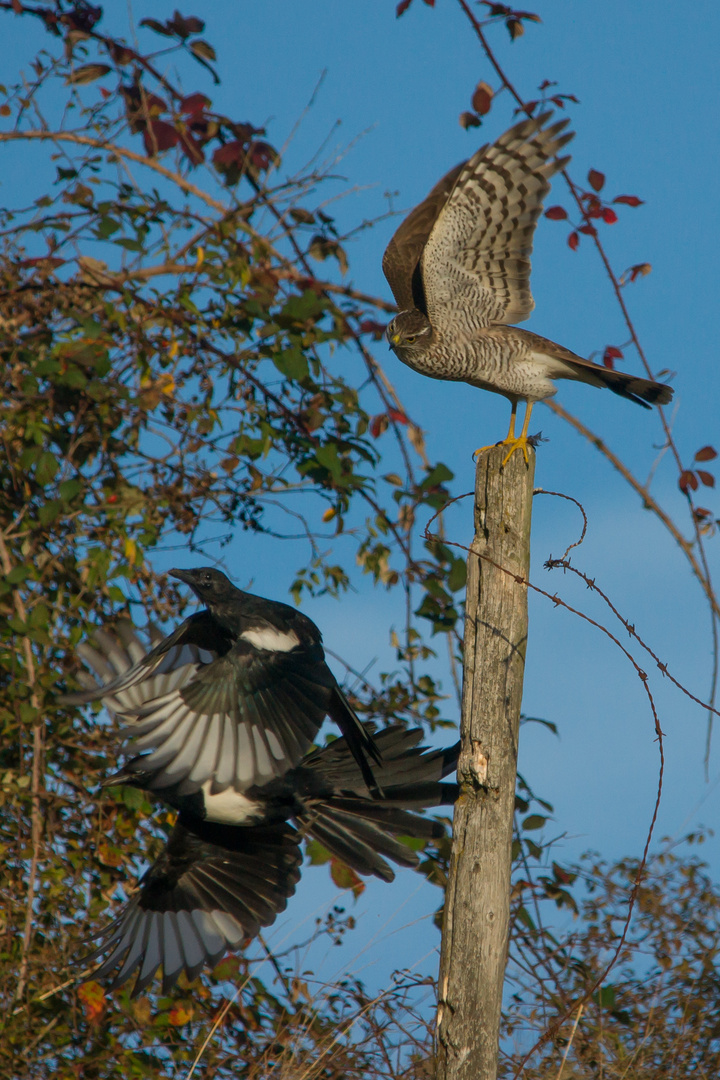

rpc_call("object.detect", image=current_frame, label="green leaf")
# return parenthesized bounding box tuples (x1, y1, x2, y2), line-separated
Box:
(305, 839, 330, 865)
(272, 346, 309, 381)
(594, 985, 617, 1010)
(421, 462, 454, 490)
(35, 451, 59, 486)
(38, 499, 63, 526)
(522, 814, 548, 831)
(59, 479, 82, 503)
(447, 558, 466, 592)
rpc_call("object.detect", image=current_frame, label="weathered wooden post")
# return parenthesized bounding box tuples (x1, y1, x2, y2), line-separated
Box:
(436, 443, 535, 1080)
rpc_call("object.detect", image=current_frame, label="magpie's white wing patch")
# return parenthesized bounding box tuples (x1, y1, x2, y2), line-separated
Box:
(240, 627, 300, 652)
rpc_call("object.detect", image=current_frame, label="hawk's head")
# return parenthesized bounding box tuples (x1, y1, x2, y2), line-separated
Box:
(386, 310, 433, 356)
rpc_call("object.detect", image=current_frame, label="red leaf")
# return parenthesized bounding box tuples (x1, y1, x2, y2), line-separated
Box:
(471, 81, 494, 116)
(330, 857, 365, 898)
(459, 111, 482, 130)
(602, 345, 623, 368)
(388, 408, 409, 425)
(370, 414, 389, 439)
(579, 224, 597, 236)
(544, 205, 567, 220)
(602, 207, 618, 225)
(213, 140, 245, 169)
(77, 981, 106, 1023)
(178, 130, 204, 165)
(568, 231, 579, 251)
(694, 445, 718, 462)
(613, 194, 644, 207)
(180, 92, 210, 116)
(143, 119, 179, 155)
(588, 168, 605, 192)
(679, 470, 699, 494)
(423, 0, 436, 5)
(697, 470, 715, 488)
(584, 195, 602, 218)
(358, 319, 385, 339)
(396, 0, 413, 13)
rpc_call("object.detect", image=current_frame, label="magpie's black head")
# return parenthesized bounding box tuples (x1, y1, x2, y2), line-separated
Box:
(170, 567, 235, 606)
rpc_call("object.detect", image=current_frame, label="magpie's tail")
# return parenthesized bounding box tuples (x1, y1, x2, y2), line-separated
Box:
(297, 725, 459, 880)
(327, 685, 385, 792)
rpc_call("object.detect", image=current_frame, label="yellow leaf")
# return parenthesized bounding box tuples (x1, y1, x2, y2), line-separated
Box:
(78, 981, 106, 1022)
(169, 1003, 194, 1026)
(124, 538, 137, 565)
(168, 339, 179, 359)
(195, 246, 204, 269)
(322, 507, 335, 522)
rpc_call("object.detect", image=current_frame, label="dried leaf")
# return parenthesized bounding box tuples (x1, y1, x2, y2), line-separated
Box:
(694, 445, 717, 462)
(544, 205, 567, 220)
(471, 80, 494, 115)
(190, 40, 216, 62)
(396, 0, 413, 12)
(66, 63, 111, 85)
(679, 470, 699, 494)
(459, 110, 482, 130)
(697, 470, 715, 488)
(568, 231, 579, 251)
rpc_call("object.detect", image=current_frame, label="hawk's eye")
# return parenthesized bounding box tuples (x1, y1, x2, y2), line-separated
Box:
(405, 334, 417, 344)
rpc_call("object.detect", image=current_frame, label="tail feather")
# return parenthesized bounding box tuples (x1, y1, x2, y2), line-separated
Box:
(295, 726, 459, 881)
(304, 725, 459, 795)
(591, 367, 673, 409)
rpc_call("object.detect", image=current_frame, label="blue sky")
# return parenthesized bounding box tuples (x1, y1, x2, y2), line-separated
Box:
(4, 0, 720, 1004)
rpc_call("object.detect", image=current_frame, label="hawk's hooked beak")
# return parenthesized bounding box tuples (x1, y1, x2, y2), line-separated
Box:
(388, 331, 400, 350)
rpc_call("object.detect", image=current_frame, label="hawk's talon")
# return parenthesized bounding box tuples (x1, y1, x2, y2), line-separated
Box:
(500, 436, 530, 468)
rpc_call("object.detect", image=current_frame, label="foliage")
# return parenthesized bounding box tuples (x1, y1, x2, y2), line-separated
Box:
(2, 2, 720, 1079)
(0, 4, 460, 1076)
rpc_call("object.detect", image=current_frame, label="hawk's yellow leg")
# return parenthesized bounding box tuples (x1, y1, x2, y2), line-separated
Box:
(500, 402, 533, 467)
(474, 402, 533, 466)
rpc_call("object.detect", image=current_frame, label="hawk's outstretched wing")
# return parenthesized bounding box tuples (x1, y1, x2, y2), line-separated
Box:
(420, 113, 573, 330)
(382, 160, 469, 313)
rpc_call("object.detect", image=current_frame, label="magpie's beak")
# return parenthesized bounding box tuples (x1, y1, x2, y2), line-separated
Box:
(170, 568, 195, 587)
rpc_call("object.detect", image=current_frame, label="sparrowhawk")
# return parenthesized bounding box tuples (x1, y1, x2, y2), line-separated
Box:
(383, 112, 673, 464)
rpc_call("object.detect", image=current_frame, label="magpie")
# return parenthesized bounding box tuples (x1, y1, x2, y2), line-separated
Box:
(63, 566, 382, 797)
(90, 724, 458, 996)
(71, 622, 459, 997)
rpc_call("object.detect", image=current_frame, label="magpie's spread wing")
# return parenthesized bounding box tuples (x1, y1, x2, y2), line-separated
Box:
(86, 820, 301, 997)
(122, 640, 337, 794)
(62, 613, 226, 713)
(66, 620, 381, 795)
